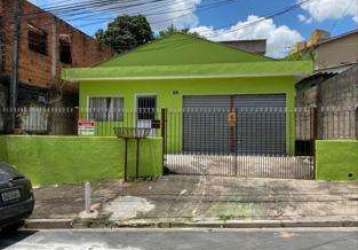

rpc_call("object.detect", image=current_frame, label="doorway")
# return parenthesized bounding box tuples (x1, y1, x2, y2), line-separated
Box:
(136, 95, 157, 130)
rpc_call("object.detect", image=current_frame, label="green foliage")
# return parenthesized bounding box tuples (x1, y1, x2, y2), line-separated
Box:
(285, 48, 315, 61)
(316, 140, 358, 181)
(158, 25, 202, 39)
(95, 15, 153, 53)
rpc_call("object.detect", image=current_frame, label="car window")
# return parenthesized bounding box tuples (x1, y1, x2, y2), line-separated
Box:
(0, 162, 23, 182)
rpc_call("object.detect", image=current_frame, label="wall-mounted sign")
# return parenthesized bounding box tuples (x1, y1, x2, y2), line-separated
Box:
(78, 119, 96, 136)
(227, 112, 237, 127)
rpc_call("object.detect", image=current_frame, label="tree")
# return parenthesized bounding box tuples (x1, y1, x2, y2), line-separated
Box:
(96, 15, 153, 53)
(158, 25, 202, 39)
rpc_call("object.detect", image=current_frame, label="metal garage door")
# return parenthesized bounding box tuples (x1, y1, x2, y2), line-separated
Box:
(183, 94, 287, 155)
(234, 94, 286, 155)
(183, 95, 230, 154)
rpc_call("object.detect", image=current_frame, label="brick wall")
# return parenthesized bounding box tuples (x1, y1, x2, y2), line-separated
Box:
(0, 0, 114, 89)
(319, 65, 358, 107)
(0, 0, 114, 133)
(318, 65, 358, 139)
(296, 65, 358, 140)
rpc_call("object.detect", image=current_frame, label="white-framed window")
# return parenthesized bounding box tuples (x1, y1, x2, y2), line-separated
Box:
(88, 97, 124, 121)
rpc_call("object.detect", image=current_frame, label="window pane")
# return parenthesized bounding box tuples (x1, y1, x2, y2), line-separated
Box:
(89, 97, 106, 121)
(89, 97, 123, 121)
(111, 97, 124, 121)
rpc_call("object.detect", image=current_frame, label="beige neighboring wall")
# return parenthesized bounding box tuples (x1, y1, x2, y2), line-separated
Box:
(315, 32, 358, 71)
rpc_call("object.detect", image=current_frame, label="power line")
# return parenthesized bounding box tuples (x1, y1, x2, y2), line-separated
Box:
(19, 0, 200, 18)
(6, 0, 317, 35)
(2, 0, 325, 55)
(328, 0, 356, 34)
(2, 0, 170, 19)
(59, 0, 238, 24)
(4, 0, 239, 38)
(60, 0, 319, 35)
(4, 0, 231, 29)
(195, 0, 320, 36)
(34, 0, 318, 36)
(64, 0, 239, 29)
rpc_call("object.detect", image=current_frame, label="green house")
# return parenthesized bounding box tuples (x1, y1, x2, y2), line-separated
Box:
(63, 33, 312, 156)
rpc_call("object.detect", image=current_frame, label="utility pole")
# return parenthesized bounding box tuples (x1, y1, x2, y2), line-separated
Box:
(9, 0, 22, 132)
(0, 17, 3, 73)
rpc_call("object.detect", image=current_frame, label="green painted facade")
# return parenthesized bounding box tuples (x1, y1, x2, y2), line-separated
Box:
(79, 76, 297, 154)
(63, 33, 313, 155)
(316, 140, 358, 181)
(0, 136, 162, 186)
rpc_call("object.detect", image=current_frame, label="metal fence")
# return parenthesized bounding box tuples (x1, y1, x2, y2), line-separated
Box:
(0, 106, 356, 180)
(164, 108, 313, 179)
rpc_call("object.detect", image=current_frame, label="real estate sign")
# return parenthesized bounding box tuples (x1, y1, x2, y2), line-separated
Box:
(78, 120, 96, 136)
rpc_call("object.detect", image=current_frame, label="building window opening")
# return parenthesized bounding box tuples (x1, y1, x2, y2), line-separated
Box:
(59, 38, 72, 64)
(28, 25, 47, 55)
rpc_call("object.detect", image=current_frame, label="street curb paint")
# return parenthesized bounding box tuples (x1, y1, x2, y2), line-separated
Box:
(24, 218, 358, 229)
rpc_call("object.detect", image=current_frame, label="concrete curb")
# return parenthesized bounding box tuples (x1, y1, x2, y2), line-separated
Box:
(112, 219, 358, 228)
(25, 219, 73, 229)
(25, 218, 358, 229)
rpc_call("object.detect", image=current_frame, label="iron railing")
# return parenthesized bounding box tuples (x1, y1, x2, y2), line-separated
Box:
(0, 106, 356, 179)
(0, 106, 356, 141)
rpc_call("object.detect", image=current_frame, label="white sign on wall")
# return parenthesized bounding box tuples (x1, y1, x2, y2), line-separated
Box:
(78, 120, 96, 136)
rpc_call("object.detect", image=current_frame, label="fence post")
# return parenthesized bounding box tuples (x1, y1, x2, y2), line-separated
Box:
(310, 107, 318, 155)
(161, 108, 168, 168)
(229, 96, 238, 176)
(355, 107, 358, 140)
(85, 182, 91, 213)
(124, 138, 128, 182)
(135, 138, 140, 179)
(310, 107, 318, 179)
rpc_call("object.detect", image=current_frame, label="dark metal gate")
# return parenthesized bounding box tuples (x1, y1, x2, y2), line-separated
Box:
(182, 94, 287, 155)
(162, 96, 316, 179)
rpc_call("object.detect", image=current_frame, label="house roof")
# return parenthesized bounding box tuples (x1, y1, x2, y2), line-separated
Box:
(219, 39, 267, 56)
(62, 33, 313, 81)
(296, 63, 357, 89)
(97, 33, 271, 67)
(63, 61, 313, 81)
(318, 28, 358, 46)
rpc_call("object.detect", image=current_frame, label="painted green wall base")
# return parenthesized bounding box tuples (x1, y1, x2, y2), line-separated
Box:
(316, 140, 358, 181)
(0, 135, 162, 186)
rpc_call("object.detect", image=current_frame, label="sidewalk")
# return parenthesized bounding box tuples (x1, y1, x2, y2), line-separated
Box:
(29, 175, 358, 228)
(30, 180, 125, 220)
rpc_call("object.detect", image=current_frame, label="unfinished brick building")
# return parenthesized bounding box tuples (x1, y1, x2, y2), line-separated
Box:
(0, 0, 114, 133)
(295, 30, 358, 153)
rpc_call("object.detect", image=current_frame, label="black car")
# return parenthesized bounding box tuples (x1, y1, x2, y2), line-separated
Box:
(0, 162, 34, 231)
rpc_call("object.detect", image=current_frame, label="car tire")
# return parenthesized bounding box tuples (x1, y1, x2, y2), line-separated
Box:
(1, 221, 25, 233)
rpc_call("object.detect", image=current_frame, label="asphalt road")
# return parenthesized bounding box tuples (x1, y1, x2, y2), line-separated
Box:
(0, 228, 357, 250)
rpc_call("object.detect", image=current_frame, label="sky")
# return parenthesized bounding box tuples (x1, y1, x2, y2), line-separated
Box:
(29, 0, 358, 58)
